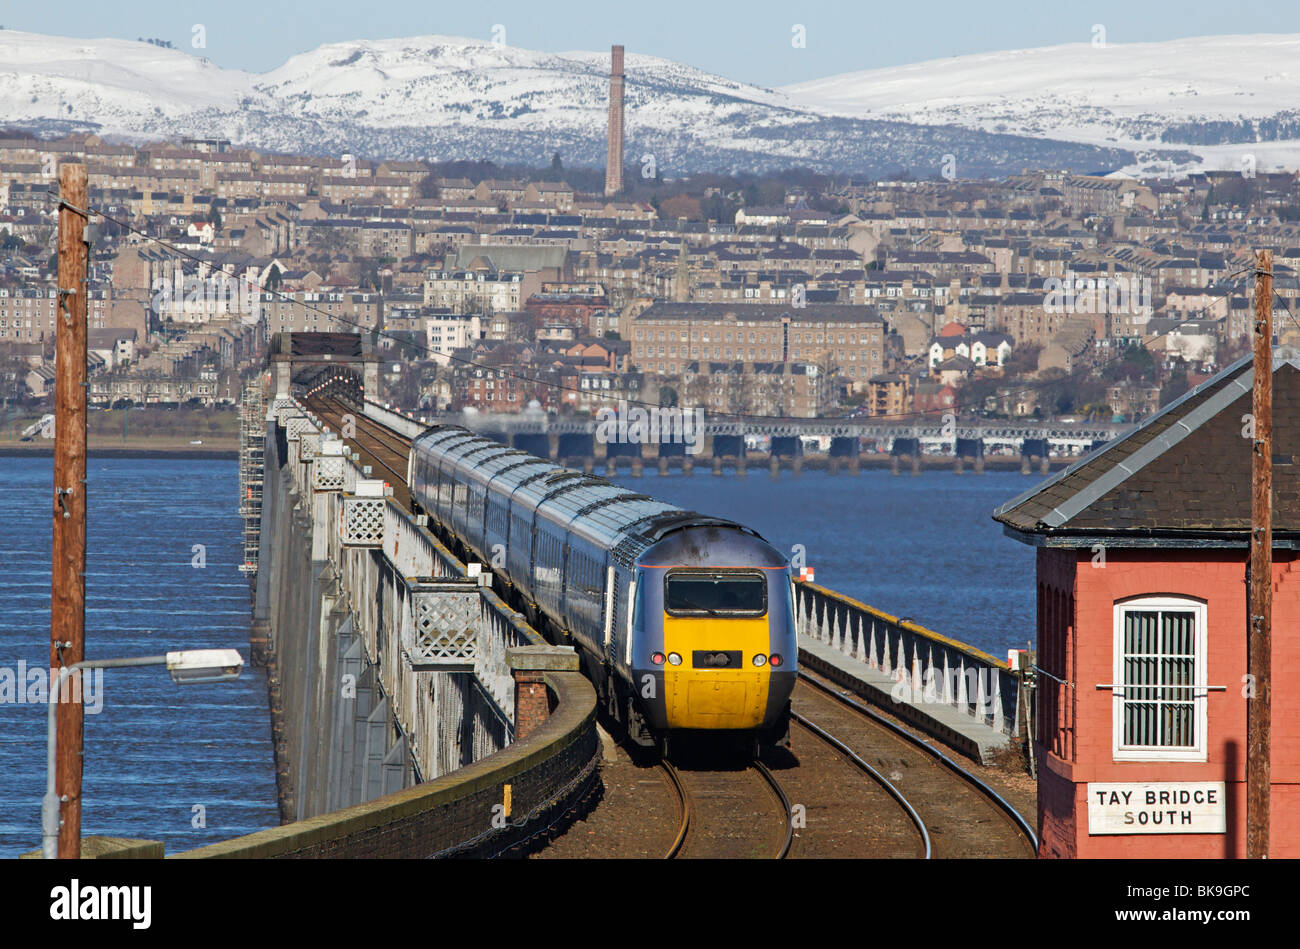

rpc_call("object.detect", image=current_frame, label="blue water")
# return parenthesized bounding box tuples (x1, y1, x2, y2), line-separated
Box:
(613, 469, 1038, 660)
(0, 457, 1035, 857)
(0, 456, 278, 858)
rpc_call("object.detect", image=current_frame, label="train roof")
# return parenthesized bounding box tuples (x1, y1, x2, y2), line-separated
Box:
(411, 423, 778, 566)
(636, 521, 786, 569)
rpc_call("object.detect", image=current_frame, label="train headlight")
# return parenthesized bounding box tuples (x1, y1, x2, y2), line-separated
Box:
(651, 652, 665, 665)
(752, 654, 767, 667)
(667, 652, 682, 666)
(769, 654, 784, 668)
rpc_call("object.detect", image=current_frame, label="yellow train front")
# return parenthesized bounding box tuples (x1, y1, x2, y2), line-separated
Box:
(406, 425, 796, 753)
(621, 524, 796, 750)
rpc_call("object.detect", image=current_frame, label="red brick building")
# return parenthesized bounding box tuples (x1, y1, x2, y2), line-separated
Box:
(995, 353, 1300, 857)
(524, 283, 610, 338)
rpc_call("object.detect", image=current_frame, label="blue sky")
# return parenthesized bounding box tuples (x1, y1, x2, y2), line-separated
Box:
(7, 1, 1300, 86)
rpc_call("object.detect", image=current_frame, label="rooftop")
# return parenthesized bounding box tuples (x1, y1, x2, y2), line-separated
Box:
(994, 349, 1300, 546)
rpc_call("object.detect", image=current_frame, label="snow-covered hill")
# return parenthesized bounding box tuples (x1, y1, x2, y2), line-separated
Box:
(783, 34, 1300, 176)
(5, 29, 1293, 178)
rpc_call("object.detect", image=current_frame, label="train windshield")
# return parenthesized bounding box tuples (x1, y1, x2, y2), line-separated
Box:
(665, 572, 767, 617)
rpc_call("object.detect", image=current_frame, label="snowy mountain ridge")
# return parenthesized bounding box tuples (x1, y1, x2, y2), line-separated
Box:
(2, 29, 1296, 177)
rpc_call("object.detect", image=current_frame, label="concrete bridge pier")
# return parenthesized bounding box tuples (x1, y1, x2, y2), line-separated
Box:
(682, 457, 694, 476)
(955, 437, 984, 475)
(954, 456, 964, 474)
(1019, 437, 1053, 475)
(770, 436, 802, 478)
(658, 441, 685, 476)
(513, 433, 549, 458)
(631, 456, 643, 477)
(604, 440, 638, 476)
(713, 435, 745, 477)
(557, 433, 594, 466)
(892, 436, 921, 476)
(829, 437, 857, 476)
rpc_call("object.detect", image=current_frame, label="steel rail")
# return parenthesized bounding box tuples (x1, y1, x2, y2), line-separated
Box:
(797, 670, 1038, 854)
(660, 758, 691, 859)
(790, 710, 932, 859)
(752, 759, 794, 859)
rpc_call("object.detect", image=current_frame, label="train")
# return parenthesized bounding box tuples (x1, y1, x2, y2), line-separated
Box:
(406, 425, 796, 753)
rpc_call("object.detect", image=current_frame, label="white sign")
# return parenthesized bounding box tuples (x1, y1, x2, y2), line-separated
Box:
(1088, 782, 1226, 835)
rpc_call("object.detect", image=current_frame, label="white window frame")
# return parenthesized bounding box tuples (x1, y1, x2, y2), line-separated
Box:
(1111, 596, 1208, 762)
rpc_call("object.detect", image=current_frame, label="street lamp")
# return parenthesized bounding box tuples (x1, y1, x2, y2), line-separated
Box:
(42, 648, 243, 859)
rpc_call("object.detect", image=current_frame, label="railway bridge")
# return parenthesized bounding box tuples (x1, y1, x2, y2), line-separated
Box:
(190, 333, 1036, 858)
(370, 398, 1124, 477)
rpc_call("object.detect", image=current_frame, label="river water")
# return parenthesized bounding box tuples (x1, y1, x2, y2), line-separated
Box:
(0, 456, 278, 858)
(0, 457, 1038, 857)
(614, 468, 1037, 659)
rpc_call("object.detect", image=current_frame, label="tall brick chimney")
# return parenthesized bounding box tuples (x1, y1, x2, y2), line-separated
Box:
(605, 45, 625, 197)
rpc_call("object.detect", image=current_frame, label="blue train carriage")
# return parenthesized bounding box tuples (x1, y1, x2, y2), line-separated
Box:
(407, 426, 796, 752)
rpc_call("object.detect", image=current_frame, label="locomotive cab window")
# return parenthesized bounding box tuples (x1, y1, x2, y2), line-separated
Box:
(665, 571, 767, 617)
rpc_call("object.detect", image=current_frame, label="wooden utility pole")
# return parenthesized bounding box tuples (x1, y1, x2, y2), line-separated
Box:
(51, 163, 88, 859)
(1247, 248, 1273, 859)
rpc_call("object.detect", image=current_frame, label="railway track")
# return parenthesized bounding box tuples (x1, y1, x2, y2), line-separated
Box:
(793, 669, 1038, 858)
(659, 755, 792, 860)
(304, 395, 414, 505)
(789, 712, 931, 858)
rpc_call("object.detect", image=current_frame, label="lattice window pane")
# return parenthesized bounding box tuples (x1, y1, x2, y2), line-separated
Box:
(1121, 608, 1198, 749)
(406, 585, 479, 667)
(314, 455, 345, 490)
(285, 416, 313, 441)
(343, 497, 385, 546)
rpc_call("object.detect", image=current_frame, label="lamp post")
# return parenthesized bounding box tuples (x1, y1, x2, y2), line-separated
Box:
(42, 648, 243, 859)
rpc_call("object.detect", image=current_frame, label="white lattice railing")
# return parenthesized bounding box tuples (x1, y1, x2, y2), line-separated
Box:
(403, 580, 481, 670)
(795, 582, 1021, 737)
(278, 396, 549, 782)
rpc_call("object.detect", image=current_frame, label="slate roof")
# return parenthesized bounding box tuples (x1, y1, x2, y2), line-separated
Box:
(994, 349, 1300, 546)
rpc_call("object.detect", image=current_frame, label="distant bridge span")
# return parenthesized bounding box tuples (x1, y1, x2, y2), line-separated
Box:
(386, 406, 1128, 456)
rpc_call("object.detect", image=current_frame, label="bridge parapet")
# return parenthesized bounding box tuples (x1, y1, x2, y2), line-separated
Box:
(795, 582, 1022, 763)
(250, 399, 588, 831)
(363, 398, 430, 441)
